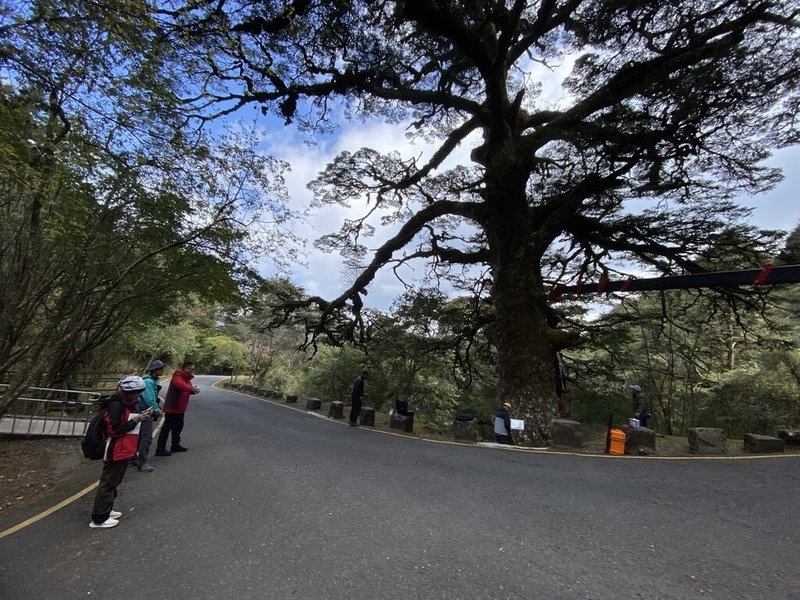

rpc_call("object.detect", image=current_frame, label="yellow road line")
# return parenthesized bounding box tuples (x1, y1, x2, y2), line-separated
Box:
(0, 414, 165, 540)
(0, 482, 98, 540)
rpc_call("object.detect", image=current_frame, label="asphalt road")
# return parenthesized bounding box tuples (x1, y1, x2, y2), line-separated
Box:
(1, 376, 798, 599)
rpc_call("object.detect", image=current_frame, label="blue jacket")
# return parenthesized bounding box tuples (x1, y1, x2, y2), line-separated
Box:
(138, 374, 162, 415)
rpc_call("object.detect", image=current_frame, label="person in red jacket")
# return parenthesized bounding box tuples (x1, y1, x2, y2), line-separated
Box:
(155, 361, 200, 456)
(90, 375, 153, 529)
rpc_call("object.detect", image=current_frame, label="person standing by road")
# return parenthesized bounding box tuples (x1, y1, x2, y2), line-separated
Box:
(90, 376, 152, 529)
(135, 359, 164, 472)
(494, 401, 514, 445)
(155, 361, 199, 456)
(349, 370, 368, 427)
(630, 384, 651, 428)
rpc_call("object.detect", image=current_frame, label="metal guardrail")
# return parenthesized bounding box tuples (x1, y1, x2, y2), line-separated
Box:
(0, 384, 103, 437)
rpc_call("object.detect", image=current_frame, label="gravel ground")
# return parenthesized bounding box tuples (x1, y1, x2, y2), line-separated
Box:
(0, 436, 85, 514)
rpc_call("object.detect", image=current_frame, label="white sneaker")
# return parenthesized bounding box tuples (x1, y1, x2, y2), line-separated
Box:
(89, 518, 119, 529)
(109, 510, 122, 519)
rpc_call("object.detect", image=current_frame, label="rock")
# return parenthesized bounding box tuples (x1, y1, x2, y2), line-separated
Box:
(306, 398, 322, 410)
(551, 419, 582, 449)
(688, 427, 727, 455)
(743, 433, 784, 453)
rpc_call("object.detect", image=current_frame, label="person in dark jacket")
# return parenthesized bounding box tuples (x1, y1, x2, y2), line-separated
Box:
(90, 376, 152, 529)
(155, 362, 199, 455)
(349, 370, 368, 427)
(494, 401, 514, 445)
(630, 384, 651, 428)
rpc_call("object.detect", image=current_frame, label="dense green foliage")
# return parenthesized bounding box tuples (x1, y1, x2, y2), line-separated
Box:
(0, 2, 294, 414)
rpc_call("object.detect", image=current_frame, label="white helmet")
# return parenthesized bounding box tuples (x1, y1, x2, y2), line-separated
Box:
(118, 375, 146, 392)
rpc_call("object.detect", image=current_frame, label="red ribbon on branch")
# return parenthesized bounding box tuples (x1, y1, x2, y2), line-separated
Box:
(548, 284, 565, 302)
(621, 276, 635, 291)
(752, 263, 773, 286)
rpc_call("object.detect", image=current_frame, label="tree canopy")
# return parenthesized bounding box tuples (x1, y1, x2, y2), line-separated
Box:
(0, 1, 296, 414)
(161, 0, 800, 443)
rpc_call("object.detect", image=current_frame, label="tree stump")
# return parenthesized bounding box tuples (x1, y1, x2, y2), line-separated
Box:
(359, 407, 375, 426)
(306, 398, 322, 410)
(328, 401, 344, 419)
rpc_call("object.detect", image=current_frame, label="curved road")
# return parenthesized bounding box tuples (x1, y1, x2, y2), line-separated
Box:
(1, 376, 798, 599)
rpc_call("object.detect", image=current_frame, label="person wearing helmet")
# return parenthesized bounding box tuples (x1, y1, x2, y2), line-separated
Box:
(494, 401, 514, 445)
(89, 375, 153, 529)
(135, 360, 165, 472)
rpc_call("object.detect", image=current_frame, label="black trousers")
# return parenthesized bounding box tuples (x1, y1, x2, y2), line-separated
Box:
(349, 396, 362, 424)
(156, 413, 185, 450)
(137, 418, 154, 464)
(91, 460, 128, 523)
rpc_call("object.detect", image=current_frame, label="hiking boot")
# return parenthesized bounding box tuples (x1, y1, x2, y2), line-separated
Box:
(137, 463, 154, 472)
(109, 510, 122, 519)
(89, 518, 119, 529)
(170, 446, 188, 452)
(155, 449, 172, 457)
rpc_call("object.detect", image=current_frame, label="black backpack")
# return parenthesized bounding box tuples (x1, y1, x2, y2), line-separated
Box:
(81, 397, 112, 460)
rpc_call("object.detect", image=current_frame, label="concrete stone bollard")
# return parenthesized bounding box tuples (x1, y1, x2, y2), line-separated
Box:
(359, 407, 375, 426)
(777, 430, 800, 446)
(624, 426, 656, 455)
(743, 433, 784, 453)
(453, 420, 478, 441)
(306, 398, 322, 410)
(551, 419, 582, 449)
(688, 427, 726, 455)
(390, 413, 414, 433)
(328, 401, 344, 419)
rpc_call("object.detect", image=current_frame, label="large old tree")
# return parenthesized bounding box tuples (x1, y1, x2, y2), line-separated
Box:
(173, 0, 799, 444)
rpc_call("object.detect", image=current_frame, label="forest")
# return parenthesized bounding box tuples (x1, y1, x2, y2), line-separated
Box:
(1, 1, 798, 443)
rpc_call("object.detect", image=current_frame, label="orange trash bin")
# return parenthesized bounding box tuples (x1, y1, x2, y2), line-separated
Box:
(609, 428, 626, 455)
